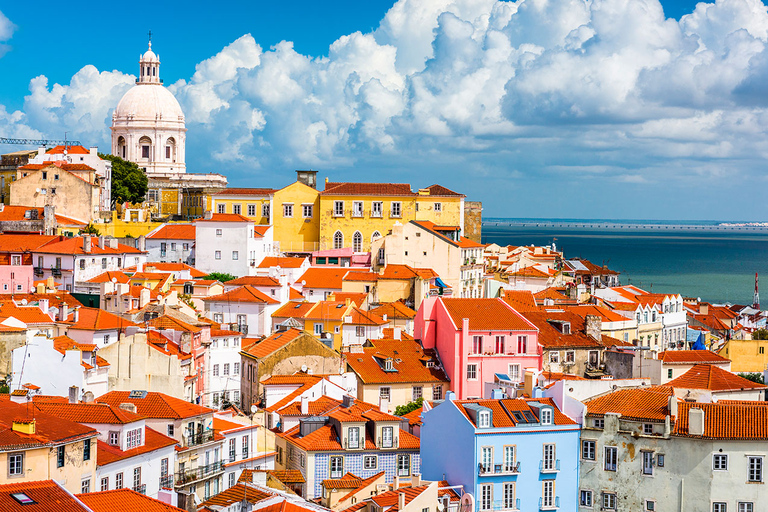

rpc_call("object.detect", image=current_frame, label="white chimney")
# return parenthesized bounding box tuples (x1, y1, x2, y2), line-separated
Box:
(301, 395, 309, 415)
(398, 492, 405, 510)
(688, 408, 705, 436)
(89, 146, 98, 156)
(59, 302, 69, 322)
(393, 328, 401, 340)
(379, 396, 389, 413)
(83, 235, 92, 253)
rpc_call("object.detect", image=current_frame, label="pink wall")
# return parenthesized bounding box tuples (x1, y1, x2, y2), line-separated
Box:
(0, 266, 34, 293)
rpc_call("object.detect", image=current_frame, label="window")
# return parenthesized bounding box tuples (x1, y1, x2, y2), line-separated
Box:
(330, 456, 343, 478)
(549, 352, 560, 363)
(372, 201, 383, 217)
(353, 201, 363, 217)
(542, 480, 554, 508)
(262, 203, 270, 217)
(667, 369, 673, 379)
(133, 466, 141, 489)
(412, 386, 422, 401)
(352, 231, 363, 252)
(213, 364, 220, 376)
(508, 364, 520, 381)
(101, 477, 109, 491)
(434, 202, 442, 212)
(517, 335, 527, 353)
(83, 440, 91, 461)
(10, 255, 20, 266)
(233, 204, 241, 215)
(604, 446, 618, 471)
(594, 418, 605, 429)
(739, 503, 753, 512)
(642, 451, 654, 475)
(314, 323, 323, 335)
(479, 484, 492, 511)
(540, 409, 552, 425)
(478, 410, 491, 428)
(657, 454, 665, 467)
(380, 387, 391, 401)
(481, 447, 493, 472)
(116, 472, 123, 489)
(467, 364, 477, 380)
(713, 454, 728, 470)
(748, 456, 763, 482)
(646, 501, 656, 512)
(713, 504, 727, 512)
(248, 204, 257, 216)
(333, 231, 344, 249)
(643, 423, 653, 435)
(242, 435, 249, 457)
(433, 385, 443, 400)
(234, 362, 240, 375)
(565, 350, 575, 363)
(213, 313, 223, 323)
(391, 201, 401, 217)
(81, 479, 90, 494)
(101, 257, 107, 269)
(472, 335, 482, 354)
(126, 428, 142, 449)
(603, 493, 617, 510)
(580, 490, 593, 507)
(345, 426, 361, 449)
(217, 203, 226, 214)
(57, 445, 65, 467)
(109, 431, 119, 446)
(583, 441, 596, 461)
(334, 201, 344, 216)
(215, 250, 221, 260)
(382, 426, 394, 448)
(495, 335, 505, 353)
(303, 204, 313, 218)
(216, 228, 223, 237)
(229, 472, 236, 488)
(223, 363, 230, 376)
(8, 453, 23, 476)
(161, 458, 168, 477)
(364, 455, 377, 469)
(232, 250, 239, 260)
(543, 444, 555, 470)
(503, 483, 515, 509)
(283, 204, 293, 217)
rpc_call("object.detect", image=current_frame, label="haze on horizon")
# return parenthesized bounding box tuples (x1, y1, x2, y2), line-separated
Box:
(1, 0, 768, 222)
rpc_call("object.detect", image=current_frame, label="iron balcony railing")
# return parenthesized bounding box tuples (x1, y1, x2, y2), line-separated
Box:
(174, 461, 224, 486)
(183, 431, 215, 448)
(539, 496, 559, 510)
(478, 462, 521, 476)
(133, 483, 146, 495)
(539, 459, 560, 473)
(159, 474, 174, 489)
(488, 499, 521, 511)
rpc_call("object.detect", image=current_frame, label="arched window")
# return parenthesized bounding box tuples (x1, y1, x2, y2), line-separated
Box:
(371, 231, 382, 242)
(139, 136, 153, 161)
(117, 136, 126, 159)
(165, 137, 176, 162)
(352, 231, 363, 252)
(333, 231, 344, 250)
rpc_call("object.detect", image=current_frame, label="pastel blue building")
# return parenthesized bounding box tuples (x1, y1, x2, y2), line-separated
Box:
(420, 392, 580, 512)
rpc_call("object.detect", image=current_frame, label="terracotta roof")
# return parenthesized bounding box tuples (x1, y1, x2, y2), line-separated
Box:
(298, 268, 368, 290)
(277, 396, 343, 416)
(304, 301, 354, 321)
(96, 427, 177, 465)
(424, 184, 465, 197)
(322, 182, 415, 196)
(500, 290, 540, 312)
(289, 287, 303, 300)
(147, 314, 203, 333)
(97, 391, 213, 420)
(342, 272, 379, 282)
(214, 188, 276, 196)
(454, 397, 576, 428)
(206, 285, 279, 305)
(86, 270, 130, 284)
(34, 236, 144, 255)
(144, 262, 206, 277)
(346, 308, 387, 326)
(329, 292, 369, 305)
(147, 223, 196, 240)
(257, 256, 308, 269)
(33, 401, 145, 424)
(130, 271, 174, 282)
(196, 213, 252, 222)
(279, 419, 420, 452)
(0, 302, 54, 324)
(663, 364, 767, 391)
(19, 161, 95, 172)
(78, 488, 184, 511)
(369, 301, 417, 320)
(673, 401, 768, 439)
(440, 298, 537, 331)
(377, 264, 427, 280)
(520, 311, 603, 349)
(228, 276, 281, 287)
(269, 470, 306, 484)
(566, 304, 629, 323)
(584, 387, 674, 422)
(507, 266, 550, 279)
(263, 375, 324, 413)
(0, 480, 91, 512)
(45, 145, 91, 155)
(658, 350, 730, 365)
(68, 307, 137, 331)
(0, 401, 96, 451)
(0, 233, 58, 252)
(242, 328, 304, 359)
(367, 485, 430, 512)
(198, 483, 273, 509)
(323, 472, 362, 489)
(272, 301, 316, 319)
(346, 338, 449, 384)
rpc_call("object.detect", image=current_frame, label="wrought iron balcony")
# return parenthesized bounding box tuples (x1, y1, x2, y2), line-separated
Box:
(478, 462, 521, 476)
(159, 474, 174, 489)
(183, 430, 215, 448)
(174, 461, 224, 486)
(133, 483, 146, 495)
(51, 267, 62, 277)
(33, 267, 44, 276)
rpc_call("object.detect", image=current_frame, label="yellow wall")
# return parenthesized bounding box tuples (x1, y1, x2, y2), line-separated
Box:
(0, 438, 97, 494)
(318, 192, 463, 252)
(720, 338, 768, 373)
(358, 382, 446, 412)
(376, 279, 412, 304)
(0, 169, 16, 204)
(208, 194, 272, 225)
(11, 167, 99, 223)
(272, 182, 320, 253)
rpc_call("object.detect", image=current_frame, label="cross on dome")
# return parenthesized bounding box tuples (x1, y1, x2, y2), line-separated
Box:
(139, 34, 160, 83)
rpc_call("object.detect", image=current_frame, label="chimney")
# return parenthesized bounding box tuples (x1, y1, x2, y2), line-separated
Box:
(138, 235, 146, 252)
(411, 474, 420, 487)
(379, 396, 389, 413)
(668, 396, 678, 418)
(73, 306, 80, 323)
(38, 298, 48, 315)
(119, 402, 137, 414)
(37, 146, 45, 158)
(393, 328, 401, 340)
(393, 476, 400, 490)
(90, 146, 98, 156)
(203, 210, 213, 220)
(382, 314, 388, 322)
(109, 238, 118, 249)
(295, 170, 318, 189)
(59, 302, 69, 322)
(688, 408, 705, 436)
(398, 492, 405, 510)
(301, 395, 309, 415)
(12, 418, 35, 435)
(343, 395, 355, 408)
(68, 386, 79, 404)
(585, 315, 602, 342)
(99, 235, 105, 249)
(83, 235, 92, 253)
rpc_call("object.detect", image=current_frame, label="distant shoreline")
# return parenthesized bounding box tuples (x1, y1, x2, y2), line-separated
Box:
(483, 219, 768, 233)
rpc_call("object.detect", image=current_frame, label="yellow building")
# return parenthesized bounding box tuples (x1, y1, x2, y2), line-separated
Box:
(272, 175, 321, 254)
(318, 181, 465, 252)
(719, 338, 768, 373)
(207, 188, 274, 225)
(128, 271, 175, 292)
(0, 400, 99, 494)
(11, 162, 100, 223)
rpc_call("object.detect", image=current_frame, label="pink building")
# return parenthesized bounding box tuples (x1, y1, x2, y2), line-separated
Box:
(416, 297, 541, 399)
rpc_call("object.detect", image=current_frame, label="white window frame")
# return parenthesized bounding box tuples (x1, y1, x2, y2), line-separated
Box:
(334, 201, 344, 217)
(372, 201, 383, 217)
(283, 203, 293, 218)
(582, 440, 596, 460)
(748, 456, 763, 482)
(391, 201, 401, 217)
(603, 492, 616, 510)
(479, 484, 492, 511)
(713, 454, 728, 471)
(605, 446, 618, 471)
(302, 204, 313, 218)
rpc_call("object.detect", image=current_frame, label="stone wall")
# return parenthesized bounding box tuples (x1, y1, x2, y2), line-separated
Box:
(463, 201, 482, 243)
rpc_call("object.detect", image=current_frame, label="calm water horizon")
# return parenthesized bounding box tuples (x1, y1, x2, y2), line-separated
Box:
(482, 219, 768, 305)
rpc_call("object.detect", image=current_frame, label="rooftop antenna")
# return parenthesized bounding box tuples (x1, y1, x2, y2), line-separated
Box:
(754, 272, 760, 310)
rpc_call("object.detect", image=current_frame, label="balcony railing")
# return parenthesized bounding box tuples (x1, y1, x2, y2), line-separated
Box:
(479, 462, 521, 476)
(33, 267, 44, 276)
(491, 499, 521, 511)
(133, 483, 146, 495)
(539, 459, 560, 473)
(51, 267, 62, 277)
(539, 496, 559, 510)
(159, 474, 174, 489)
(174, 461, 224, 486)
(183, 431, 215, 448)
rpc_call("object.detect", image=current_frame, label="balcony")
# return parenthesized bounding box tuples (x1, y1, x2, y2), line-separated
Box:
(183, 430, 215, 448)
(174, 461, 224, 486)
(133, 483, 146, 495)
(539, 460, 560, 473)
(491, 499, 521, 511)
(389, 210, 402, 218)
(159, 474, 174, 489)
(51, 267, 62, 277)
(539, 496, 559, 510)
(33, 267, 44, 276)
(478, 462, 521, 476)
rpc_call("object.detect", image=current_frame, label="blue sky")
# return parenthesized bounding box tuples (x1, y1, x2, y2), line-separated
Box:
(2, 0, 768, 221)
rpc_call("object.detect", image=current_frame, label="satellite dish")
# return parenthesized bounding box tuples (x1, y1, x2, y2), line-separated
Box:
(437, 504, 445, 512)
(250, 405, 258, 414)
(301, 364, 308, 373)
(301, 280, 306, 286)
(20, 299, 27, 305)
(35, 188, 41, 194)
(111, 277, 117, 283)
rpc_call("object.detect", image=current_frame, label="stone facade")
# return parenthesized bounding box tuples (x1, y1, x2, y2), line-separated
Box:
(463, 200, 482, 243)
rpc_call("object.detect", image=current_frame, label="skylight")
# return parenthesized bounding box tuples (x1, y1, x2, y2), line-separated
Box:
(10, 493, 35, 505)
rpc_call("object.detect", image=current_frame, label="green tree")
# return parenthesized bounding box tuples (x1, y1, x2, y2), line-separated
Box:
(395, 397, 423, 417)
(100, 153, 148, 205)
(738, 372, 765, 384)
(753, 329, 768, 340)
(80, 223, 100, 235)
(205, 272, 237, 283)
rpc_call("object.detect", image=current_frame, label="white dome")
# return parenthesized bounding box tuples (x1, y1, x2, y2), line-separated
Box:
(142, 49, 159, 63)
(114, 84, 184, 121)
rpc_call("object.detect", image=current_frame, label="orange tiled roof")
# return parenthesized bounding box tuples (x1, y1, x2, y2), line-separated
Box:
(322, 182, 415, 196)
(346, 338, 449, 385)
(369, 301, 417, 320)
(33, 401, 145, 424)
(68, 307, 137, 331)
(673, 401, 768, 439)
(0, 401, 96, 450)
(304, 301, 354, 321)
(440, 298, 537, 331)
(584, 387, 674, 422)
(97, 391, 213, 420)
(507, 266, 550, 279)
(198, 482, 273, 508)
(86, 270, 130, 284)
(298, 268, 368, 290)
(257, 256, 307, 269)
(242, 328, 304, 359)
(347, 307, 387, 326)
(214, 187, 276, 196)
(0, 233, 59, 252)
(206, 285, 279, 305)
(663, 364, 767, 391)
(424, 184, 465, 197)
(144, 262, 206, 277)
(454, 397, 576, 427)
(658, 350, 730, 365)
(272, 301, 315, 319)
(342, 271, 379, 282)
(500, 290, 540, 312)
(35, 236, 144, 255)
(196, 213, 252, 222)
(566, 304, 628, 323)
(147, 224, 196, 240)
(52, 335, 96, 354)
(368, 485, 430, 512)
(277, 396, 343, 416)
(323, 472, 362, 489)
(0, 302, 54, 324)
(45, 145, 90, 155)
(0, 480, 91, 512)
(377, 264, 430, 280)
(279, 420, 420, 452)
(77, 488, 185, 511)
(19, 161, 95, 172)
(227, 276, 281, 287)
(96, 427, 177, 465)
(521, 311, 603, 349)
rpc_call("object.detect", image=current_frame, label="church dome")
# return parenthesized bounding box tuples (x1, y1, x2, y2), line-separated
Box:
(114, 84, 184, 121)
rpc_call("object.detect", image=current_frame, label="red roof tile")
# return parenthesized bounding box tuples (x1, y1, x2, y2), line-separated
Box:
(500, 290, 540, 312)
(424, 184, 465, 197)
(206, 285, 279, 305)
(369, 301, 417, 320)
(35, 236, 144, 255)
(520, 311, 604, 349)
(298, 268, 368, 290)
(257, 257, 308, 269)
(68, 307, 137, 331)
(196, 213, 252, 222)
(440, 298, 537, 331)
(0, 401, 96, 450)
(77, 488, 185, 511)
(198, 483, 273, 509)
(585, 387, 674, 422)
(147, 224, 196, 240)
(33, 401, 145, 424)
(227, 276, 280, 287)
(214, 188, 276, 196)
(87, 270, 130, 284)
(659, 350, 730, 365)
(673, 401, 768, 439)
(242, 328, 304, 359)
(96, 427, 177, 465)
(454, 397, 576, 427)
(97, 391, 213, 420)
(323, 182, 415, 196)
(663, 364, 766, 391)
(346, 338, 449, 384)
(0, 480, 90, 512)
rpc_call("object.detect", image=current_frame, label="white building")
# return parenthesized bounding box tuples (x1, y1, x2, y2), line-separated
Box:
(204, 285, 279, 338)
(217, 418, 275, 489)
(145, 224, 196, 264)
(195, 213, 267, 277)
(206, 328, 244, 409)
(111, 41, 186, 174)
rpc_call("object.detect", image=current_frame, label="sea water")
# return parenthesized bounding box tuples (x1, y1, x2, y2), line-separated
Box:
(482, 219, 768, 305)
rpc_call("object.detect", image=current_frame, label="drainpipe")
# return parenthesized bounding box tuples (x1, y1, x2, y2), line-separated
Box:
(680, 478, 684, 512)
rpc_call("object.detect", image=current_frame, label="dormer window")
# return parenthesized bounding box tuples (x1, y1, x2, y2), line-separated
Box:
(385, 359, 394, 371)
(562, 323, 570, 334)
(348, 426, 360, 449)
(540, 408, 553, 425)
(478, 411, 491, 428)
